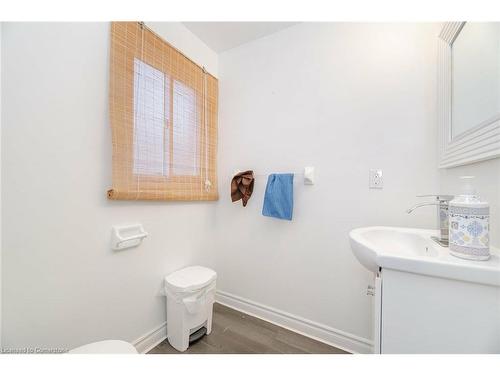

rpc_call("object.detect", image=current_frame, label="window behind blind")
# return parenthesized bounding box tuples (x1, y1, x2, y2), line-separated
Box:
(108, 22, 218, 201)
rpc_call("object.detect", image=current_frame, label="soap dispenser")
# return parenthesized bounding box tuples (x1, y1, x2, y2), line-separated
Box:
(448, 176, 490, 261)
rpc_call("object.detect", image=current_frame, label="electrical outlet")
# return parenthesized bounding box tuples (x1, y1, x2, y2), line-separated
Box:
(369, 169, 383, 189)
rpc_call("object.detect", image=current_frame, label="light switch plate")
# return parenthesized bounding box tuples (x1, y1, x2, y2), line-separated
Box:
(369, 169, 383, 189)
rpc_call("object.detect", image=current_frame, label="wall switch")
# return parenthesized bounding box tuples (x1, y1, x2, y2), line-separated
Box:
(369, 169, 383, 189)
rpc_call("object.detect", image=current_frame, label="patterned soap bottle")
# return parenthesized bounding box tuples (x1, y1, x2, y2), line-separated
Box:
(449, 176, 490, 261)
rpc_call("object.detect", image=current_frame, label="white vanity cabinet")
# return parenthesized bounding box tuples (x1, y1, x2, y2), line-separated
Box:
(350, 226, 500, 354)
(375, 268, 500, 354)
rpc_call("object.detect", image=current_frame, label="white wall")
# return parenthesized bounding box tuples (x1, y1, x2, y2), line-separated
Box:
(1, 22, 218, 350)
(215, 23, 440, 350)
(439, 158, 500, 248)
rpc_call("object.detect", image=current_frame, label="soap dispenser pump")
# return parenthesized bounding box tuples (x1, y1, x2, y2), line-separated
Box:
(448, 176, 490, 261)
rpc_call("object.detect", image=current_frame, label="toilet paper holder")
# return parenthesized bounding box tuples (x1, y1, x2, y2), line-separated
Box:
(111, 224, 149, 250)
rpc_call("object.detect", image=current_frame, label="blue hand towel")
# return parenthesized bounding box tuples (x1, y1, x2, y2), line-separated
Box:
(262, 173, 294, 220)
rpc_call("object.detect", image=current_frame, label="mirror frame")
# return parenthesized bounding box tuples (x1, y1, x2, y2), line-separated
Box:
(438, 22, 500, 168)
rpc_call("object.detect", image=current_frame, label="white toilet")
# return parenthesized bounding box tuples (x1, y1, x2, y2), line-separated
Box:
(68, 340, 138, 354)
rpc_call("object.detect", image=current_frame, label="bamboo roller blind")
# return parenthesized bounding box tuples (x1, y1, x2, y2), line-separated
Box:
(108, 22, 218, 201)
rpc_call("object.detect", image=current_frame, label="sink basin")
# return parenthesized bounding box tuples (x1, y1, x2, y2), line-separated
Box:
(349, 226, 500, 286)
(349, 227, 439, 273)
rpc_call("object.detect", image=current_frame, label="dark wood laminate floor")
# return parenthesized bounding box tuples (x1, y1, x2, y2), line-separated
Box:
(148, 303, 348, 354)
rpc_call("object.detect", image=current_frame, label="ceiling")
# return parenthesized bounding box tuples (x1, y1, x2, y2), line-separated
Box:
(183, 22, 299, 53)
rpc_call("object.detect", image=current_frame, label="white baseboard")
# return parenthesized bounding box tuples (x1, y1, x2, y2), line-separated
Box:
(132, 322, 167, 354)
(216, 290, 373, 354)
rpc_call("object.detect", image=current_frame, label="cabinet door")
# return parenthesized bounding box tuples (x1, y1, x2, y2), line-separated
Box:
(381, 269, 500, 354)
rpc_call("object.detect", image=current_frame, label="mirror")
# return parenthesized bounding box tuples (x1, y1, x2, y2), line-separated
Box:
(438, 22, 500, 168)
(452, 22, 500, 139)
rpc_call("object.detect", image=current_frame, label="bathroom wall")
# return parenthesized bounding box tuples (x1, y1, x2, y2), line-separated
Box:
(439, 158, 500, 248)
(1, 22, 218, 350)
(215, 23, 441, 352)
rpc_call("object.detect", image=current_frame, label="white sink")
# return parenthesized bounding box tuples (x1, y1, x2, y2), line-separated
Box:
(349, 226, 500, 286)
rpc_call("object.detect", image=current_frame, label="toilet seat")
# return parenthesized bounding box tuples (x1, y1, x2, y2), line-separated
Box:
(68, 340, 138, 354)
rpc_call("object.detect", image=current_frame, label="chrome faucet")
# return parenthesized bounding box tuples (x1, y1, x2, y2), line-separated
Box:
(406, 195, 454, 247)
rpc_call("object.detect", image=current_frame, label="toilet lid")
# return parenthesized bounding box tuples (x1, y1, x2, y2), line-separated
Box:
(165, 266, 217, 293)
(69, 340, 138, 354)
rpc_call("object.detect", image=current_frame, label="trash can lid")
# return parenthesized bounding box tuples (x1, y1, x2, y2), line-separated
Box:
(165, 266, 217, 293)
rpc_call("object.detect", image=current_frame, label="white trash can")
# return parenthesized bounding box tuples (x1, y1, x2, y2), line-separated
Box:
(164, 266, 217, 352)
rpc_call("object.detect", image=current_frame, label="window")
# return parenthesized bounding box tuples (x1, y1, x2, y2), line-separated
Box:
(108, 22, 218, 201)
(172, 80, 199, 176)
(133, 58, 168, 176)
